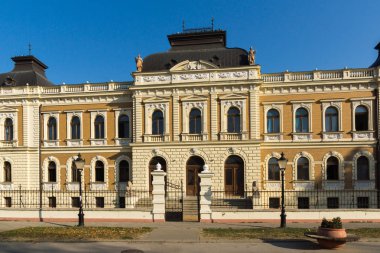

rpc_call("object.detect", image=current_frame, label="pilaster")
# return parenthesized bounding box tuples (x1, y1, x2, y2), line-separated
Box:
(172, 93, 180, 141)
(134, 96, 142, 143)
(210, 92, 218, 141)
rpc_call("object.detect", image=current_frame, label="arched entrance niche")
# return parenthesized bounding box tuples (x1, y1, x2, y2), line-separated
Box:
(186, 156, 204, 196)
(225, 155, 244, 196)
(149, 156, 167, 192)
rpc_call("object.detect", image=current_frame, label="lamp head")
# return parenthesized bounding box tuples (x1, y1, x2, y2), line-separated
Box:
(277, 152, 287, 171)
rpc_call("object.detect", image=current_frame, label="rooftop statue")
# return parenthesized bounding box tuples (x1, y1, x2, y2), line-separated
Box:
(248, 47, 256, 65)
(135, 54, 143, 72)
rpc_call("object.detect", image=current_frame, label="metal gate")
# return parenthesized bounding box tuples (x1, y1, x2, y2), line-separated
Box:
(165, 180, 183, 221)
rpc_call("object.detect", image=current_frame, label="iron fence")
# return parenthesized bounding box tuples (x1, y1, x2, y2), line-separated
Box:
(0, 185, 152, 209)
(211, 189, 380, 210)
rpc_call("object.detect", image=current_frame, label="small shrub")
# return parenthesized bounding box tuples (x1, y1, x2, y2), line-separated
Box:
(320, 217, 343, 229)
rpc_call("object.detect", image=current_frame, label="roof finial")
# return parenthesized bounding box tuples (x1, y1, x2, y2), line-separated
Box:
(211, 17, 214, 31)
(182, 20, 185, 32)
(28, 43, 32, 55)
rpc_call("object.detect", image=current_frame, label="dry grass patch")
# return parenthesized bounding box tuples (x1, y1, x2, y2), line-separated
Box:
(0, 226, 152, 241)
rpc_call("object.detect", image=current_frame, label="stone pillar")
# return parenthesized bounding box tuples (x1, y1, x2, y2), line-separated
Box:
(151, 167, 166, 222)
(198, 165, 213, 222)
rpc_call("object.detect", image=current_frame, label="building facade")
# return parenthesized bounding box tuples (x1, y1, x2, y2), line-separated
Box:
(0, 30, 379, 214)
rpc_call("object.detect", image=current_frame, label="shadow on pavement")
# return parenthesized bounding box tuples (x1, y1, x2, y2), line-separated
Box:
(262, 239, 321, 250)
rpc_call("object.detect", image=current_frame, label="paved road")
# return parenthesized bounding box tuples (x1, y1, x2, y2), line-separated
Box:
(0, 241, 380, 253)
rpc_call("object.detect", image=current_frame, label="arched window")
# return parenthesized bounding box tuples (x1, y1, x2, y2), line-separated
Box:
(71, 161, 80, 182)
(227, 107, 240, 133)
(295, 108, 308, 133)
(118, 115, 129, 138)
(152, 110, 164, 135)
(325, 107, 338, 132)
(119, 160, 130, 182)
(47, 117, 57, 140)
(189, 108, 202, 134)
(48, 161, 57, 182)
(268, 157, 280, 181)
(357, 156, 370, 180)
(267, 109, 280, 133)
(297, 157, 309, 180)
(4, 118, 13, 141)
(71, 116, 80, 140)
(326, 157, 339, 180)
(94, 115, 105, 139)
(95, 161, 104, 182)
(4, 162, 11, 182)
(355, 106, 368, 131)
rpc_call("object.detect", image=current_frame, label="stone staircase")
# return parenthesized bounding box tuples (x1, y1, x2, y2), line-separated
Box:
(183, 196, 199, 222)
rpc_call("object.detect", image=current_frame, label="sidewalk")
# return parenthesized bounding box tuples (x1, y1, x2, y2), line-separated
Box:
(1, 220, 380, 242)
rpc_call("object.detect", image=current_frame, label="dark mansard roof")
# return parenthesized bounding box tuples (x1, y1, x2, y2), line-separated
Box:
(369, 42, 380, 68)
(142, 30, 250, 72)
(0, 55, 54, 87)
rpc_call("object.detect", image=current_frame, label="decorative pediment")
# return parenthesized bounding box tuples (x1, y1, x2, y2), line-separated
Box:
(170, 60, 218, 72)
(143, 96, 170, 104)
(218, 93, 247, 101)
(0, 106, 18, 112)
(181, 94, 208, 102)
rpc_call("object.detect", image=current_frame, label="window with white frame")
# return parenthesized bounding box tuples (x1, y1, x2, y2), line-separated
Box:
(118, 115, 130, 138)
(352, 151, 375, 190)
(43, 112, 60, 147)
(4, 118, 13, 141)
(291, 101, 313, 141)
(325, 107, 339, 132)
(268, 157, 280, 181)
(47, 117, 57, 140)
(95, 161, 105, 182)
(71, 116, 81, 139)
(227, 107, 241, 133)
(114, 109, 132, 145)
(219, 95, 248, 140)
(295, 108, 309, 133)
(189, 108, 202, 134)
(267, 109, 280, 133)
(152, 110, 164, 135)
(48, 161, 57, 182)
(296, 157, 309, 180)
(90, 156, 108, 190)
(351, 98, 374, 140)
(0, 109, 18, 146)
(89, 111, 107, 145)
(181, 99, 208, 141)
(321, 100, 343, 141)
(143, 100, 170, 142)
(355, 106, 368, 131)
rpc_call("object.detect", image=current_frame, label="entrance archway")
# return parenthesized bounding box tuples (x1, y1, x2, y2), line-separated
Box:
(149, 156, 167, 192)
(224, 155, 244, 196)
(186, 156, 204, 196)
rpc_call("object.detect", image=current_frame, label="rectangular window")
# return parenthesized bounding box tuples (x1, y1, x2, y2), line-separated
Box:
(48, 197, 57, 208)
(357, 197, 369, 208)
(297, 197, 310, 209)
(327, 197, 339, 209)
(119, 197, 125, 208)
(4, 197, 11, 207)
(96, 197, 104, 208)
(269, 197, 280, 209)
(71, 197, 80, 208)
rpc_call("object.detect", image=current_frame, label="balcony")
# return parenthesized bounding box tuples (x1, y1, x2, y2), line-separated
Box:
(143, 134, 170, 142)
(219, 132, 248, 141)
(181, 133, 208, 142)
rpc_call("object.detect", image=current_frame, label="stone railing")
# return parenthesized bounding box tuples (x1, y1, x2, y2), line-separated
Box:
(262, 68, 377, 83)
(0, 82, 131, 97)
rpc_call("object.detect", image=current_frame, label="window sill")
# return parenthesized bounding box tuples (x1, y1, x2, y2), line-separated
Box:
(322, 180, 344, 190)
(353, 180, 375, 190)
(66, 182, 80, 191)
(351, 130, 374, 141)
(114, 138, 131, 145)
(291, 132, 312, 141)
(263, 181, 281, 190)
(263, 133, 283, 142)
(0, 183, 13, 190)
(43, 182, 59, 191)
(0, 140, 17, 147)
(66, 139, 83, 147)
(90, 139, 107, 146)
(293, 180, 314, 190)
(143, 134, 170, 142)
(322, 132, 343, 141)
(90, 182, 107, 190)
(219, 132, 248, 141)
(43, 140, 59, 147)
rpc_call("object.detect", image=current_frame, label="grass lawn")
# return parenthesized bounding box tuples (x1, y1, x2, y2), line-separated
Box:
(0, 226, 152, 241)
(202, 227, 380, 240)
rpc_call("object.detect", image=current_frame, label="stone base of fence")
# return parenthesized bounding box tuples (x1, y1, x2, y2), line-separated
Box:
(0, 208, 154, 222)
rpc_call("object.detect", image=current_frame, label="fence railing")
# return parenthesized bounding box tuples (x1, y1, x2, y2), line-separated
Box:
(211, 190, 380, 210)
(0, 186, 152, 209)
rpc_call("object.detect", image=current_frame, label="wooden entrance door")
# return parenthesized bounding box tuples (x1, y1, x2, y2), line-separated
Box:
(225, 156, 244, 196)
(186, 165, 201, 196)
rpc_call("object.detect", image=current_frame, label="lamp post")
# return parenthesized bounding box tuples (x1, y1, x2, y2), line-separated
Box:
(74, 153, 85, 227)
(277, 152, 288, 228)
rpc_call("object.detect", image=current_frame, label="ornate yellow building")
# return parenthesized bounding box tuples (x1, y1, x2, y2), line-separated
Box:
(0, 29, 379, 220)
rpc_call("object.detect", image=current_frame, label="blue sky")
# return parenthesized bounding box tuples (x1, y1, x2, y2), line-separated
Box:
(0, 0, 379, 84)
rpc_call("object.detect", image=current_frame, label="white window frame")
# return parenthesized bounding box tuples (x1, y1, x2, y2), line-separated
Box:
(263, 152, 282, 190)
(42, 156, 60, 190)
(0, 158, 14, 189)
(114, 155, 132, 190)
(90, 155, 108, 190)
(291, 100, 313, 141)
(65, 111, 83, 147)
(181, 101, 208, 141)
(114, 109, 132, 145)
(143, 99, 170, 142)
(321, 100, 344, 141)
(0, 109, 18, 147)
(89, 110, 108, 146)
(42, 112, 60, 147)
(263, 102, 284, 142)
(292, 152, 315, 190)
(321, 151, 345, 190)
(352, 151, 376, 190)
(351, 97, 375, 141)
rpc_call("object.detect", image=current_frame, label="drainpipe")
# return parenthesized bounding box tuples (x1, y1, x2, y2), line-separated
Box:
(39, 103, 43, 221)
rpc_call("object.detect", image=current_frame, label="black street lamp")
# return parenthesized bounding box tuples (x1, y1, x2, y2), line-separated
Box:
(277, 152, 288, 228)
(74, 153, 85, 227)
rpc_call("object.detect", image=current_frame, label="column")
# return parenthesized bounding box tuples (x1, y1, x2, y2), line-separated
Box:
(210, 92, 218, 140)
(172, 94, 180, 141)
(151, 169, 167, 222)
(198, 165, 213, 222)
